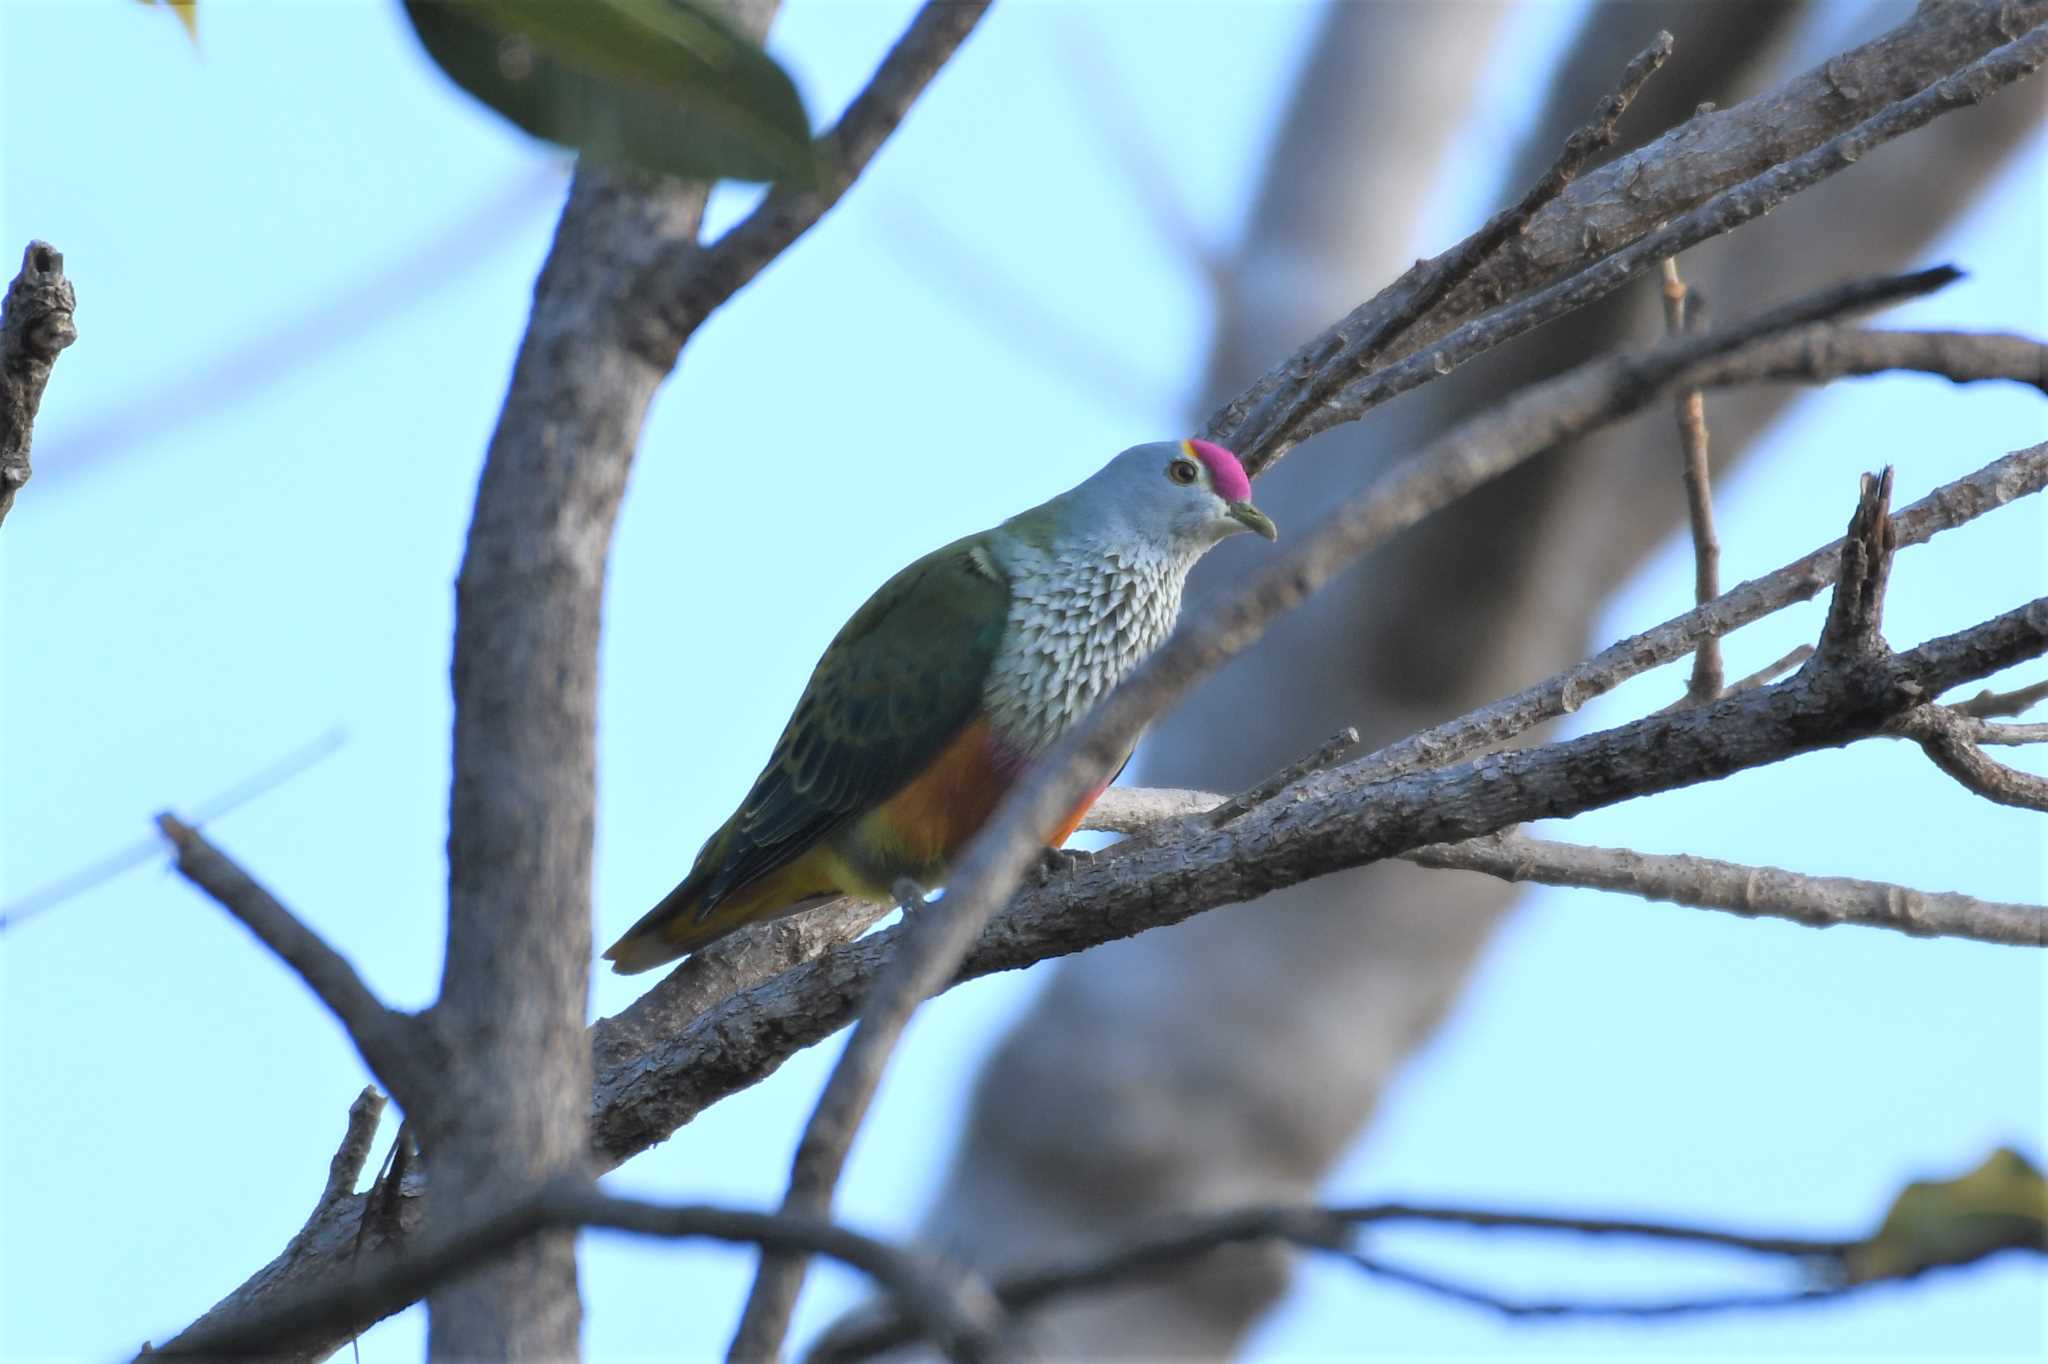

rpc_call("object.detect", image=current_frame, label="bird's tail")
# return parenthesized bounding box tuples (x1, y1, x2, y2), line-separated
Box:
(602, 854, 842, 975)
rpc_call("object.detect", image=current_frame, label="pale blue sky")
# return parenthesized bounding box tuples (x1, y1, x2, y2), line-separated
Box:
(2, 2, 2042, 1360)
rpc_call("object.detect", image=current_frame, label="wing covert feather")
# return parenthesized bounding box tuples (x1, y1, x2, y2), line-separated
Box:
(699, 536, 1010, 908)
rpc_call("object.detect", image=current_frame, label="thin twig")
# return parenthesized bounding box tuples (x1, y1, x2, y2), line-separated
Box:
(1953, 676, 2048, 718)
(654, 1, 992, 350)
(160, 1180, 1007, 1363)
(1662, 256, 1725, 700)
(0, 240, 78, 529)
(155, 815, 429, 1102)
(809, 1199, 1885, 1361)
(1893, 705, 2048, 811)
(1209, 726, 1361, 827)
(0, 726, 348, 932)
(1973, 721, 2048, 745)
(1655, 644, 1814, 715)
(1091, 799, 2044, 947)
(1404, 831, 2044, 946)
(1235, 32, 1673, 466)
(1220, 21, 2048, 469)
(1338, 439, 2048, 792)
(318, 1088, 388, 1214)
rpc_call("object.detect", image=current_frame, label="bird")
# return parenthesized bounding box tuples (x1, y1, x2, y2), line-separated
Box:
(602, 438, 1276, 973)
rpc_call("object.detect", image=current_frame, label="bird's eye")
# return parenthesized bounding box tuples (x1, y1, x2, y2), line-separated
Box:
(1167, 459, 1200, 485)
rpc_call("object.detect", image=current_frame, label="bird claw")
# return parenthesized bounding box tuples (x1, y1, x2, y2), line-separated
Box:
(1032, 846, 1093, 886)
(891, 877, 932, 912)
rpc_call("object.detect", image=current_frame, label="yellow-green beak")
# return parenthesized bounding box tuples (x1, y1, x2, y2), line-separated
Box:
(1229, 501, 1278, 541)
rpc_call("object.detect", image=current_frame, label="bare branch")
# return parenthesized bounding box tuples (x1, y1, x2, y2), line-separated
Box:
(319, 1088, 388, 1214)
(1, 726, 346, 933)
(1236, 30, 1674, 464)
(1404, 831, 2044, 947)
(1655, 644, 1815, 716)
(1209, 726, 1360, 827)
(819, 1195, 2019, 1362)
(1953, 676, 2048, 718)
(427, 3, 989, 1350)
(1894, 705, 2048, 811)
(0, 241, 77, 529)
(593, 900, 895, 1075)
(1724, 643, 1817, 695)
(651, 1, 992, 350)
(160, 1180, 1006, 1364)
(1079, 786, 1224, 835)
(1096, 795, 2045, 948)
(1348, 439, 2048, 791)
(1211, 3, 2048, 468)
(1661, 257, 1724, 701)
(154, 816, 430, 1102)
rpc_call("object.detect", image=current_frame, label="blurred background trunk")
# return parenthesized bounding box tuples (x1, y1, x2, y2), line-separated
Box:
(911, 3, 2044, 1356)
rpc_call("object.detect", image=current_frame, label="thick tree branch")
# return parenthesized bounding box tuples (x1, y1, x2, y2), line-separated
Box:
(159, 1180, 1005, 1364)
(0, 240, 77, 529)
(1211, 1, 2048, 468)
(599, 503, 2048, 1182)
(155, 816, 431, 1103)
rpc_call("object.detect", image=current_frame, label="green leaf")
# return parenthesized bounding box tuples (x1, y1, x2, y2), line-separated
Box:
(402, 0, 815, 186)
(1845, 1146, 2048, 1284)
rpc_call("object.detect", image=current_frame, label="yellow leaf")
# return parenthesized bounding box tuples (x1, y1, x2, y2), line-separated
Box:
(1846, 1146, 2048, 1284)
(135, 0, 198, 45)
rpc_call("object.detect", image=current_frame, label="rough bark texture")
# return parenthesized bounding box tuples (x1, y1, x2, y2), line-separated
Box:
(0, 240, 78, 529)
(912, 3, 2047, 1357)
(421, 0, 780, 1349)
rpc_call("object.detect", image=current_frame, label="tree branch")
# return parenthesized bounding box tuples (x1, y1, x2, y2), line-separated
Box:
(154, 816, 431, 1103)
(1893, 704, 2048, 811)
(1084, 794, 2045, 948)
(1953, 676, 2048, 718)
(811, 1193, 2046, 1362)
(1210, 1, 2048, 469)
(318, 1087, 388, 1215)
(650, 1, 991, 351)
(1235, 17, 2048, 469)
(604, 478, 2048, 1185)
(1661, 256, 1724, 701)
(1344, 437, 2048, 792)
(1402, 831, 2044, 947)
(1241, 29, 1673, 460)
(158, 1180, 1006, 1364)
(0, 240, 78, 529)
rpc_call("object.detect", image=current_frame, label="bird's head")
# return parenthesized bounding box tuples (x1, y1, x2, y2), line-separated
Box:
(1090, 438, 1277, 550)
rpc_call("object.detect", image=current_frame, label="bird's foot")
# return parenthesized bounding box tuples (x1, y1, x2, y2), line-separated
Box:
(1032, 845, 1094, 886)
(891, 877, 933, 913)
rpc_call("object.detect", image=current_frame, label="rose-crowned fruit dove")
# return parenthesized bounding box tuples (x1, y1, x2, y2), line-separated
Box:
(603, 439, 1275, 973)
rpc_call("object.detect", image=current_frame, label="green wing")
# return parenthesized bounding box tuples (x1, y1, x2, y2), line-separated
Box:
(690, 534, 1011, 911)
